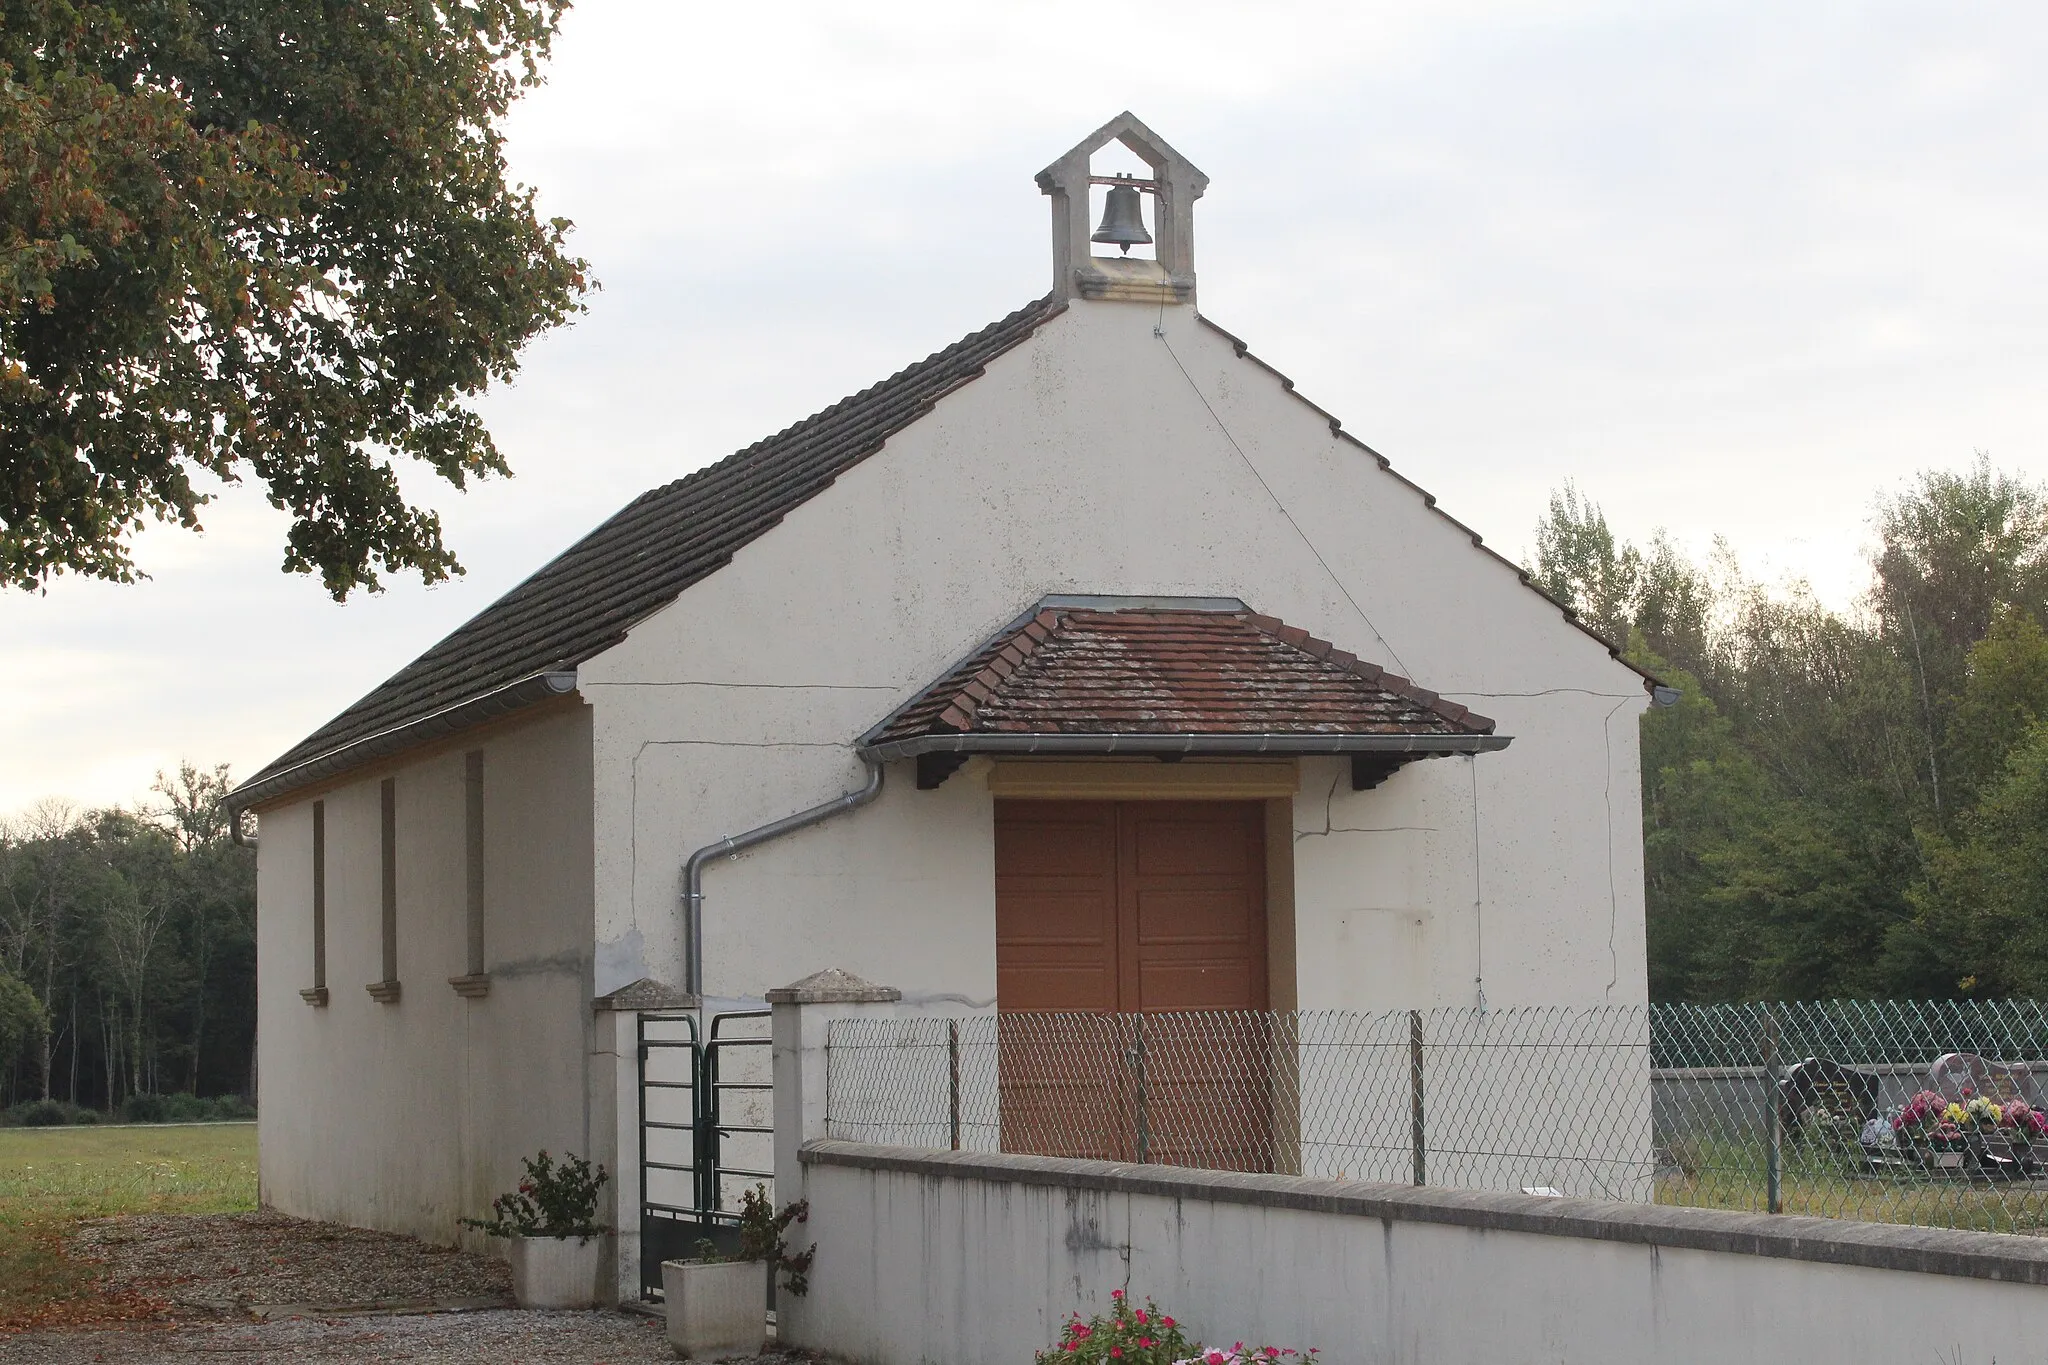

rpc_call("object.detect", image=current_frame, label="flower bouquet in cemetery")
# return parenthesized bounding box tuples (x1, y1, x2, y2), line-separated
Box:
(1887, 1091, 1967, 1168)
(2001, 1101, 2048, 1163)
(1794, 1102, 1859, 1158)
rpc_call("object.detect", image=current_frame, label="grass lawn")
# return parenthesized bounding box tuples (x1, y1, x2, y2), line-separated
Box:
(0, 1122, 257, 1325)
(1657, 1136, 2048, 1235)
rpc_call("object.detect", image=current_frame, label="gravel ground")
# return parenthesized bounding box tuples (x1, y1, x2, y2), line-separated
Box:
(67, 1211, 513, 1315)
(0, 1307, 828, 1362)
(3, 1212, 828, 1361)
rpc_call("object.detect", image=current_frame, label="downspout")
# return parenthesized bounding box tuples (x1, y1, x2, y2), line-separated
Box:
(680, 756, 885, 997)
(229, 811, 256, 849)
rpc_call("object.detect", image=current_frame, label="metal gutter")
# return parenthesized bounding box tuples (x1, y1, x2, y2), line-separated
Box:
(225, 670, 581, 816)
(681, 757, 884, 998)
(858, 732, 1513, 763)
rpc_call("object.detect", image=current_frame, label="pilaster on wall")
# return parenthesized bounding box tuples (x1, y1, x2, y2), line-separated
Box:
(768, 967, 904, 1349)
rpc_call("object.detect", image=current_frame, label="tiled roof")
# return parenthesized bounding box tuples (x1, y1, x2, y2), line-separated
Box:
(231, 296, 1062, 811)
(861, 605, 1499, 756)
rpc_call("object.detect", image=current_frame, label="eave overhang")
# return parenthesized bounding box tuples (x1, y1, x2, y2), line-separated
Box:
(859, 731, 1511, 762)
(226, 669, 579, 816)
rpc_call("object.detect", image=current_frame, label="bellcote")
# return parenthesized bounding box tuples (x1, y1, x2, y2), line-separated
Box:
(1037, 112, 1209, 306)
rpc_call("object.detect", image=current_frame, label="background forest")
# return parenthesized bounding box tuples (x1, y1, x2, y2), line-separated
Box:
(3, 457, 2046, 1110)
(0, 766, 254, 1113)
(1536, 456, 2048, 1003)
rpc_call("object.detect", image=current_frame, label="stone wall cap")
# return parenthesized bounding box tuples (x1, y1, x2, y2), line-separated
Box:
(592, 978, 698, 1012)
(800, 1140, 2048, 1287)
(765, 968, 902, 1004)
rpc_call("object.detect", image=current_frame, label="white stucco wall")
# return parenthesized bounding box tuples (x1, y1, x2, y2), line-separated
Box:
(790, 1147, 2048, 1365)
(254, 705, 602, 1248)
(579, 294, 1649, 1015)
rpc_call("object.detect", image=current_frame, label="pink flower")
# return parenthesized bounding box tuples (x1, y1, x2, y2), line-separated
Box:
(1112, 1289, 1126, 1299)
(1205, 1352, 1228, 1365)
(1110, 1349, 1122, 1359)
(1162, 1317, 1176, 1328)
(1137, 1310, 1149, 1325)
(1139, 1338, 1154, 1349)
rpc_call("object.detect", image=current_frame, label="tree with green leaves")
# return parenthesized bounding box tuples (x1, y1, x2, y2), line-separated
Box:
(0, 967, 46, 1077)
(1869, 456, 2048, 827)
(2, 0, 591, 598)
(1532, 457, 2048, 1002)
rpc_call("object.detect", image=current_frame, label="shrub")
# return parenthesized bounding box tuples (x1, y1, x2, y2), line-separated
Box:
(161, 1092, 213, 1122)
(7, 1098, 97, 1127)
(693, 1184, 815, 1295)
(1037, 1292, 1194, 1365)
(462, 1150, 608, 1239)
(210, 1094, 257, 1121)
(1036, 1293, 1318, 1365)
(120, 1092, 169, 1123)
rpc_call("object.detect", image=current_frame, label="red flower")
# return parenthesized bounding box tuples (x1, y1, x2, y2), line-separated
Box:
(1111, 1289, 1125, 1299)
(1138, 1338, 1154, 1349)
(1136, 1310, 1149, 1324)
(1110, 1349, 1122, 1359)
(1162, 1317, 1176, 1328)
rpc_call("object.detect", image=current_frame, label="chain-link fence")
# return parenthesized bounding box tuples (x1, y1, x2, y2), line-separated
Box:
(824, 1001, 2048, 1235)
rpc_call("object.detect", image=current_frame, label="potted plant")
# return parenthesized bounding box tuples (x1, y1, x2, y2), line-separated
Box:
(664, 1185, 813, 1361)
(463, 1150, 609, 1308)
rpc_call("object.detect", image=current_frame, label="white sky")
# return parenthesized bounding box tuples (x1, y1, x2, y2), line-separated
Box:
(5, 1, 2045, 816)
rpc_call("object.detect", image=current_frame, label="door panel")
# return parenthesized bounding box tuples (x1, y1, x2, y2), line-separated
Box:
(995, 802, 1118, 1012)
(996, 798, 1273, 1170)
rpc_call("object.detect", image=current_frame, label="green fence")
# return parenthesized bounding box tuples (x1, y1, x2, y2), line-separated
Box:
(826, 1001, 2048, 1236)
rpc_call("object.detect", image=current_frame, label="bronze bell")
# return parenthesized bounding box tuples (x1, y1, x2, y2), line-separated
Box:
(1091, 182, 1152, 254)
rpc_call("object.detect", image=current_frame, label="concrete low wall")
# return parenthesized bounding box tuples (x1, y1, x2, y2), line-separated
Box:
(789, 1140, 2048, 1365)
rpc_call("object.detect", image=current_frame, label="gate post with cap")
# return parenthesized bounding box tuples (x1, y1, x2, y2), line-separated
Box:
(767, 968, 903, 1349)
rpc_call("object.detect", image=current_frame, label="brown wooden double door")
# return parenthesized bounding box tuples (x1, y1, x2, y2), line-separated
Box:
(994, 799, 1275, 1170)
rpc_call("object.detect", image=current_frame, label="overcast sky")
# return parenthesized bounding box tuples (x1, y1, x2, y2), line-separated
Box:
(4, 1, 2044, 817)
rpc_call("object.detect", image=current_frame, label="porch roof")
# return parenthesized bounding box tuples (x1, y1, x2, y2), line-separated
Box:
(859, 602, 1510, 773)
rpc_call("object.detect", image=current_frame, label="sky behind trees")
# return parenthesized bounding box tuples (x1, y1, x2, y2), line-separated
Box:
(4, 1, 2044, 814)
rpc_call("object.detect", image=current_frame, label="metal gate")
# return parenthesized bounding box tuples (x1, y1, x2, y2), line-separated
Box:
(636, 1009, 775, 1300)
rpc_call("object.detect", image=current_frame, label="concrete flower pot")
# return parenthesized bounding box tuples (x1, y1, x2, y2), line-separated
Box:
(508, 1233, 604, 1309)
(663, 1258, 766, 1360)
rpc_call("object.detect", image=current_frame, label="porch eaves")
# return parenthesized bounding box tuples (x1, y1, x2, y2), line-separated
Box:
(861, 731, 1510, 762)
(859, 605, 1510, 779)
